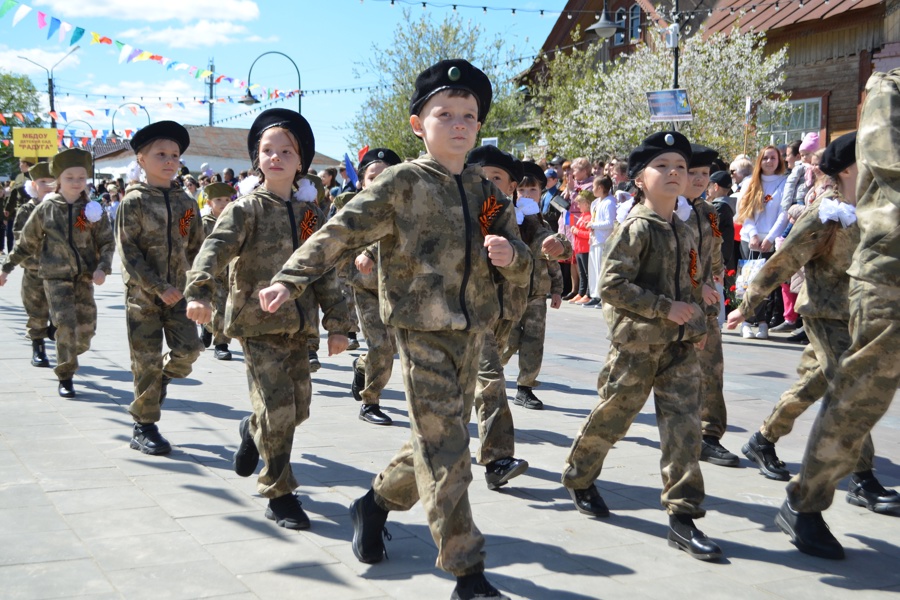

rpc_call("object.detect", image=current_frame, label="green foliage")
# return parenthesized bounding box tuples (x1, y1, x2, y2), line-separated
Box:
(346, 9, 532, 159)
(530, 25, 791, 161)
(0, 70, 44, 177)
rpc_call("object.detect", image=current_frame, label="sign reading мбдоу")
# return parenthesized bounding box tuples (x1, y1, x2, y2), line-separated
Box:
(12, 128, 58, 158)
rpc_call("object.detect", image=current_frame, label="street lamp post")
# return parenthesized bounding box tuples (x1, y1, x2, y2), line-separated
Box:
(17, 46, 80, 129)
(586, 4, 623, 74)
(239, 51, 302, 114)
(61, 118, 95, 182)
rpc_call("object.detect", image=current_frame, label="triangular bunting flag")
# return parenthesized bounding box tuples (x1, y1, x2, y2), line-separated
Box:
(129, 106, 138, 116)
(0, 126, 8, 135)
(177, 102, 185, 109)
(124, 129, 132, 138)
(103, 109, 110, 116)
(126, 48, 142, 63)
(114, 40, 124, 51)
(0, 114, 6, 125)
(24, 111, 34, 120)
(84, 110, 94, 116)
(58, 21, 72, 42)
(70, 27, 84, 45)
(0, 0, 17, 20)
(48, 111, 57, 120)
(150, 55, 163, 62)
(118, 44, 132, 64)
(135, 51, 152, 61)
(81, 137, 89, 147)
(99, 36, 112, 44)
(47, 16, 60, 39)
(90, 31, 101, 44)
(214, 75, 225, 83)
(188, 66, 197, 76)
(11, 3, 30, 26)
(13, 112, 24, 121)
(2, 140, 8, 147)
(36, 11, 46, 28)
(91, 130, 97, 138)
(59, 111, 66, 122)
(174, 63, 189, 71)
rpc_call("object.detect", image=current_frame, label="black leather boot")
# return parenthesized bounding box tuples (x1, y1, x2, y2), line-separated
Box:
(57, 378, 75, 398)
(775, 500, 844, 559)
(451, 573, 510, 600)
(31, 339, 50, 368)
(485, 457, 528, 490)
(350, 488, 391, 563)
(847, 470, 900, 514)
(130, 423, 172, 455)
(668, 513, 724, 561)
(265, 493, 310, 530)
(233, 416, 260, 477)
(566, 483, 610, 517)
(359, 404, 393, 426)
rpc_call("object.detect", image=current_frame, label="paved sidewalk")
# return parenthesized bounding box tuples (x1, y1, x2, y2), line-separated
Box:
(1, 259, 898, 600)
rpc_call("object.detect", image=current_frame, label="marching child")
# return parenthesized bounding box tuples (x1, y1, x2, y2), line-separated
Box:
(561, 132, 724, 562)
(256, 60, 531, 600)
(199, 182, 236, 361)
(0, 149, 113, 397)
(116, 122, 204, 455)
(185, 109, 351, 531)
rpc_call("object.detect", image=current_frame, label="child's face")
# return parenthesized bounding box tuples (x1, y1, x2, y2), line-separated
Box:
(34, 177, 56, 200)
(518, 184, 541, 201)
(637, 152, 687, 201)
(482, 166, 516, 197)
(58, 167, 88, 200)
(138, 139, 181, 186)
(685, 166, 710, 199)
(592, 179, 606, 197)
(258, 128, 301, 186)
(410, 91, 481, 158)
(362, 162, 388, 189)
(577, 198, 592, 212)
(207, 196, 231, 217)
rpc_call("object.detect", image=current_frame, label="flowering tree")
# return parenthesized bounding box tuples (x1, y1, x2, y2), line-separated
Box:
(530, 25, 790, 161)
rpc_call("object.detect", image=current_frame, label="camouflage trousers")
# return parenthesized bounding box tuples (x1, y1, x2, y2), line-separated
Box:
(501, 296, 548, 388)
(353, 285, 395, 405)
(373, 328, 486, 577)
(203, 309, 231, 347)
(125, 285, 203, 424)
(760, 316, 873, 472)
(21, 267, 51, 340)
(44, 277, 96, 381)
(338, 272, 360, 334)
(562, 340, 706, 517)
(242, 334, 311, 499)
(698, 316, 727, 439)
(787, 280, 899, 512)
(473, 319, 517, 465)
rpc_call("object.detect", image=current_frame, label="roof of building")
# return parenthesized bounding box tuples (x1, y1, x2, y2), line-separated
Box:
(703, 0, 882, 36)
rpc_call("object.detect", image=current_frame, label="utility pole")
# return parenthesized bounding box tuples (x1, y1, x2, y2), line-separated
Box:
(207, 58, 215, 126)
(18, 46, 80, 129)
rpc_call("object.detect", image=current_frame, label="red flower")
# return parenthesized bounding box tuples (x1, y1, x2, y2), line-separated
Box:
(764, 194, 773, 203)
(726, 269, 736, 277)
(724, 299, 731, 306)
(729, 285, 736, 292)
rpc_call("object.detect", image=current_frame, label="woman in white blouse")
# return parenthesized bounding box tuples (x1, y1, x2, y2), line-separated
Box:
(735, 145, 788, 339)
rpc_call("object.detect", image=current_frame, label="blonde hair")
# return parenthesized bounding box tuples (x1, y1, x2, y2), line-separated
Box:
(571, 157, 591, 172)
(736, 145, 786, 223)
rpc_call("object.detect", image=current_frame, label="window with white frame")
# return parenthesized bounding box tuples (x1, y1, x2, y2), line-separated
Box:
(630, 5, 641, 42)
(761, 98, 822, 145)
(614, 8, 627, 46)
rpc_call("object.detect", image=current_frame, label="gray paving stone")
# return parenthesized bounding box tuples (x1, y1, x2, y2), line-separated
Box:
(0, 530, 91, 566)
(0, 558, 114, 599)
(104, 560, 249, 600)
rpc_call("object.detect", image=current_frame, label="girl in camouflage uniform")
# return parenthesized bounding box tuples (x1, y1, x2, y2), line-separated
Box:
(0, 149, 114, 398)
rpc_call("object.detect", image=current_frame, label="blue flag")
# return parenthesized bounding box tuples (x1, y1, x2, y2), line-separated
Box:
(343, 153, 358, 188)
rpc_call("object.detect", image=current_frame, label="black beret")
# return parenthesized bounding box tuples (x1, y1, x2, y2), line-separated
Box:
(709, 170, 732, 190)
(468, 145, 523, 184)
(819, 131, 857, 177)
(50, 148, 92, 178)
(409, 59, 493, 122)
(130, 120, 190, 154)
(358, 147, 402, 174)
(248, 108, 315, 175)
(522, 161, 547, 189)
(627, 131, 692, 179)
(688, 144, 719, 169)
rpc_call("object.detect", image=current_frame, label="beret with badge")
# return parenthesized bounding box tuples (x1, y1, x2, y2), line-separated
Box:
(409, 59, 493, 123)
(709, 170, 733, 190)
(627, 131, 692, 178)
(358, 147, 402, 174)
(130, 120, 190, 154)
(688, 144, 719, 169)
(50, 148, 93, 178)
(247, 108, 316, 175)
(468, 145, 524, 184)
(204, 182, 235, 200)
(27, 162, 52, 181)
(522, 161, 547, 189)
(819, 131, 857, 177)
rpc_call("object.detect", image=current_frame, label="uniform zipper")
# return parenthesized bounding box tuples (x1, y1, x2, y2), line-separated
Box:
(455, 175, 473, 330)
(67, 204, 83, 277)
(671, 221, 684, 342)
(692, 201, 703, 261)
(284, 200, 306, 330)
(163, 190, 173, 285)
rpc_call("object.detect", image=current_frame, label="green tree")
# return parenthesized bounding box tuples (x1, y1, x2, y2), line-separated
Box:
(347, 9, 532, 160)
(0, 71, 44, 177)
(529, 25, 791, 161)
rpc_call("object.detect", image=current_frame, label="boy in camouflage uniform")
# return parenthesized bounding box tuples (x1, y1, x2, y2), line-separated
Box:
(9, 162, 56, 366)
(186, 109, 351, 531)
(257, 60, 531, 600)
(199, 182, 235, 361)
(773, 75, 900, 558)
(561, 132, 724, 562)
(115, 122, 204, 455)
(0, 149, 114, 398)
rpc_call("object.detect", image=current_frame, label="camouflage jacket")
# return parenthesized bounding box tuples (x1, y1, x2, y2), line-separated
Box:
(740, 191, 857, 321)
(3, 173, 28, 217)
(272, 155, 533, 333)
(600, 202, 706, 344)
(201, 213, 229, 312)
(12, 199, 40, 270)
(686, 197, 723, 317)
(851, 68, 900, 307)
(185, 187, 350, 339)
(2, 193, 114, 279)
(332, 191, 380, 292)
(116, 182, 204, 296)
(521, 215, 571, 300)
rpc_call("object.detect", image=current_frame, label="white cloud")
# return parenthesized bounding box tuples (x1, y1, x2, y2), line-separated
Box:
(117, 20, 277, 49)
(0, 46, 81, 77)
(33, 0, 260, 22)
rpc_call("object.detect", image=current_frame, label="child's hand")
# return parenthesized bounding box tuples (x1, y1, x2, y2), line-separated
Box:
(541, 236, 564, 258)
(484, 235, 513, 267)
(549, 293, 562, 309)
(667, 301, 697, 325)
(158, 286, 184, 306)
(186, 300, 212, 325)
(258, 283, 291, 313)
(701, 284, 719, 305)
(92, 270, 106, 286)
(0, 272, 7, 287)
(694, 334, 708, 351)
(355, 254, 374, 275)
(327, 333, 349, 356)
(725, 309, 746, 330)
(749, 235, 761, 251)
(760, 239, 774, 253)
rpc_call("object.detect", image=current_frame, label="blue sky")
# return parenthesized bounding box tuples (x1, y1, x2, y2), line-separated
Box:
(0, 0, 566, 161)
